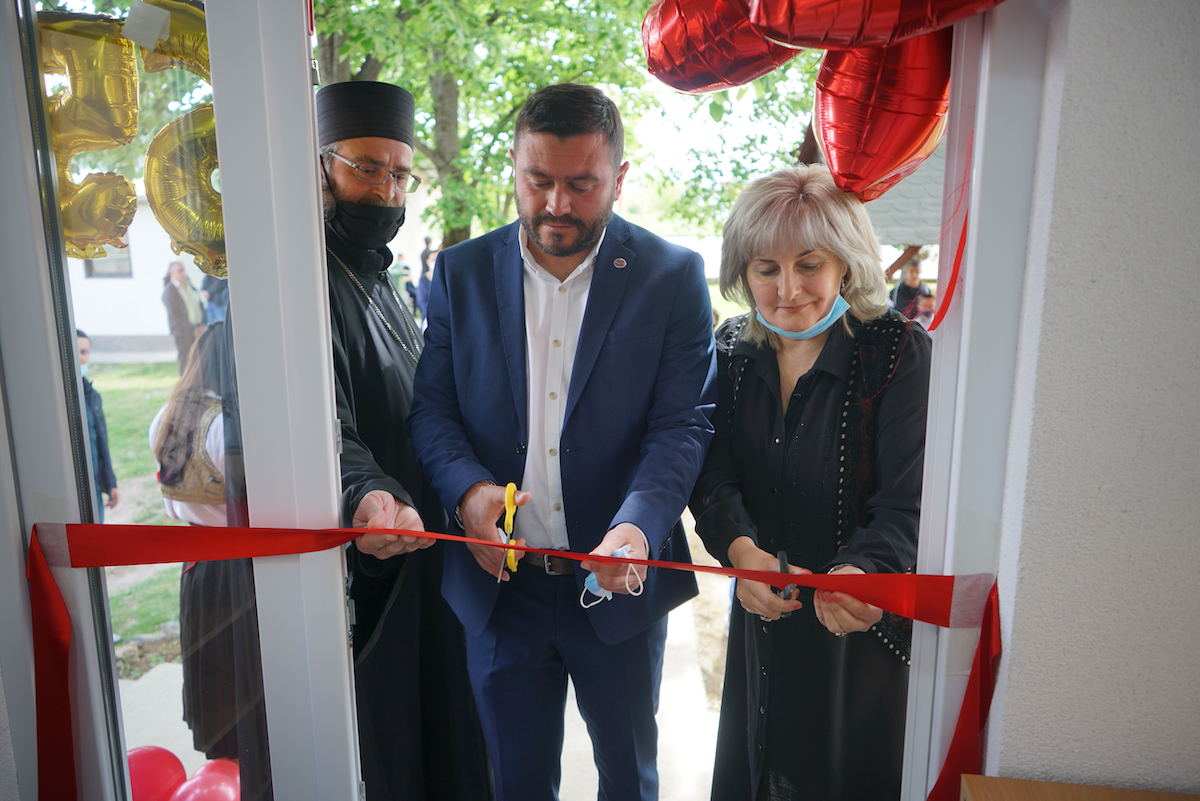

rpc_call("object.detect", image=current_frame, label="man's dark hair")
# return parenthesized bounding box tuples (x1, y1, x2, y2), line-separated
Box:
(75, 328, 88, 340)
(514, 83, 624, 169)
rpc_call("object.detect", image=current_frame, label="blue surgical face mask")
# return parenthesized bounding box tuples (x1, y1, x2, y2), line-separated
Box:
(756, 294, 850, 341)
(580, 544, 643, 609)
(80, 364, 89, 376)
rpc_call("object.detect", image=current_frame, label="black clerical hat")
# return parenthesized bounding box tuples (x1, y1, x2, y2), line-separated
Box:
(316, 81, 415, 148)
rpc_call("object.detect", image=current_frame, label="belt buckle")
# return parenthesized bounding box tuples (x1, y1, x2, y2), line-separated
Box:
(543, 551, 568, 576)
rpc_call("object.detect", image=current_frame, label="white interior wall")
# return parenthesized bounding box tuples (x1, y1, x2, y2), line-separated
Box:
(990, 0, 1200, 792)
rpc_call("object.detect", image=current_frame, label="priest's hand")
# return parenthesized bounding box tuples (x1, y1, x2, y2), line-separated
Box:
(458, 481, 530, 580)
(352, 489, 434, 559)
(580, 524, 648, 594)
(814, 564, 883, 635)
(727, 536, 807, 621)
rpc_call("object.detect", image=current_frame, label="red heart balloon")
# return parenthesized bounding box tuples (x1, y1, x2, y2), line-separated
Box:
(814, 27, 952, 201)
(643, 0, 799, 94)
(128, 746, 187, 801)
(738, 0, 1006, 49)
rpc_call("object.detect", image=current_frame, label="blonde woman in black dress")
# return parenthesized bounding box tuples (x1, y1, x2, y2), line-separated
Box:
(691, 165, 932, 801)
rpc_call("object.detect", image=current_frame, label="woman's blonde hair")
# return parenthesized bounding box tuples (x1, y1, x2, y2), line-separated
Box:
(720, 165, 888, 346)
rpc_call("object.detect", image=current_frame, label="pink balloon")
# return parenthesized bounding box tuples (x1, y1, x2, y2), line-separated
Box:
(193, 759, 239, 784)
(128, 746, 187, 801)
(168, 773, 239, 801)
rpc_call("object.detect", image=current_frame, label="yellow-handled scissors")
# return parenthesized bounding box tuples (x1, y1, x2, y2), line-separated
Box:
(503, 482, 519, 572)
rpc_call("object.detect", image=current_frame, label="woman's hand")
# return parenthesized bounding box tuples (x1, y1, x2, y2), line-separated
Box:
(727, 537, 809, 621)
(814, 564, 884, 635)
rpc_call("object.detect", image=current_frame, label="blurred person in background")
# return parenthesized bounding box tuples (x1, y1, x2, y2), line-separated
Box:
(76, 329, 118, 522)
(162, 260, 206, 373)
(148, 324, 244, 762)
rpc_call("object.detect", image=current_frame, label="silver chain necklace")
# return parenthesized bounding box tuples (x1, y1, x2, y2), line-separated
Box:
(327, 247, 421, 366)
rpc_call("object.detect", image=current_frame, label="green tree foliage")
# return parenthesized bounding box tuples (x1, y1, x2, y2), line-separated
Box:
(653, 53, 824, 234)
(314, 0, 659, 246)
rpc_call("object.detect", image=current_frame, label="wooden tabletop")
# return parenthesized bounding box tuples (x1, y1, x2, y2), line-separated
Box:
(962, 775, 1200, 801)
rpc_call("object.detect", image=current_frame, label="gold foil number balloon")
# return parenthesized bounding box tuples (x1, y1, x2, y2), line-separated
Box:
(144, 104, 225, 276)
(39, 12, 139, 260)
(140, 0, 225, 277)
(139, 0, 210, 83)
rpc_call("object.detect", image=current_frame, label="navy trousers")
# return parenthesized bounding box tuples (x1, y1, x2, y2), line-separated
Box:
(464, 565, 668, 801)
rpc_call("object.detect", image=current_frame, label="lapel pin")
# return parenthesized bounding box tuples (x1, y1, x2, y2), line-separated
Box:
(613, 258, 627, 269)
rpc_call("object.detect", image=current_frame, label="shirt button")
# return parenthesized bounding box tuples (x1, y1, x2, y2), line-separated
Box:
(549, 392, 557, 400)
(549, 448, 557, 456)
(771, 488, 778, 496)
(558, 286, 566, 293)
(761, 666, 767, 676)
(761, 625, 769, 634)
(553, 339, 561, 347)
(774, 437, 781, 444)
(553, 503, 562, 511)
(759, 706, 766, 715)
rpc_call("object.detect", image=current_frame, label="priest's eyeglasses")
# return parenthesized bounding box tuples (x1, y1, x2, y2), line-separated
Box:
(327, 152, 421, 193)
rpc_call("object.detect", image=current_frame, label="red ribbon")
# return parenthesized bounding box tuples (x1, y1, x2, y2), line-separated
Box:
(26, 522, 1000, 799)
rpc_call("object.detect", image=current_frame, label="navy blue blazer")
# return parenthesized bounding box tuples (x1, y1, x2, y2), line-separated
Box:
(407, 215, 717, 645)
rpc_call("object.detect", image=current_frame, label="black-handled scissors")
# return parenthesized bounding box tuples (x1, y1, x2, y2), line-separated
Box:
(776, 550, 798, 618)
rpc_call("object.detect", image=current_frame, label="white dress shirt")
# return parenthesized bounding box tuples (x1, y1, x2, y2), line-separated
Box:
(515, 226, 605, 550)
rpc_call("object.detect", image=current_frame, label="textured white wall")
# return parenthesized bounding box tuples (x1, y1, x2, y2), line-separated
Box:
(990, 0, 1200, 792)
(0, 665, 18, 800)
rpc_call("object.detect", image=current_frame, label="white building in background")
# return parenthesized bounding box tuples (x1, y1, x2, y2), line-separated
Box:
(69, 189, 435, 362)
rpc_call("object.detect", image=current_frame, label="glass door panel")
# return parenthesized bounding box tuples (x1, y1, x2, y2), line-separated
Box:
(34, 0, 274, 795)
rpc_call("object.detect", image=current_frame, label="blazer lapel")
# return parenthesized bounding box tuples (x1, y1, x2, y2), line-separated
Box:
(494, 223, 528, 440)
(565, 218, 634, 425)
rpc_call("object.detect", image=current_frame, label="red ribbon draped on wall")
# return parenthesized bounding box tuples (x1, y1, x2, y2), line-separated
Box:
(26, 522, 1000, 800)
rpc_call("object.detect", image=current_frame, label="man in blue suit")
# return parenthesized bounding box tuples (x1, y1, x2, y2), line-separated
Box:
(407, 83, 716, 801)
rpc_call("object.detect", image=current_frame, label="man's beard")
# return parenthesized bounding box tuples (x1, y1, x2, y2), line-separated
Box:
(517, 193, 614, 259)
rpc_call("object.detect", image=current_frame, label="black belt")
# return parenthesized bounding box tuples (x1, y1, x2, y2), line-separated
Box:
(519, 550, 574, 576)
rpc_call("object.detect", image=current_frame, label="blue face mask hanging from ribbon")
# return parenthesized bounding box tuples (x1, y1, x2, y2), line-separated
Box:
(756, 294, 850, 341)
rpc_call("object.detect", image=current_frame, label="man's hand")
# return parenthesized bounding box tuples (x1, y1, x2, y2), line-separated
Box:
(580, 523, 648, 594)
(352, 489, 433, 559)
(727, 536, 807, 621)
(105, 487, 119, 509)
(458, 481, 530, 580)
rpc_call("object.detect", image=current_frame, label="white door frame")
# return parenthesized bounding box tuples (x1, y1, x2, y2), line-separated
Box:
(903, 0, 1051, 796)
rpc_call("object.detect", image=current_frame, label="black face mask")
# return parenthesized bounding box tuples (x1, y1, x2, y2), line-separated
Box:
(331, 199, 406, 250)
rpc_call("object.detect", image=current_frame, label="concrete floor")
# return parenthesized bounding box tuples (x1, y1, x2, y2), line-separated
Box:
(119, 600, 719, 799)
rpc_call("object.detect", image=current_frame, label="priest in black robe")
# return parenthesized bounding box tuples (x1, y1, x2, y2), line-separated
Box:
(316, 80, 493, 801)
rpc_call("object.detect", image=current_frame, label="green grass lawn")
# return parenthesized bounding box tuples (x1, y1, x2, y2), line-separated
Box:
(108, 567, 180, 641)
(87, 362, 178, 484)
